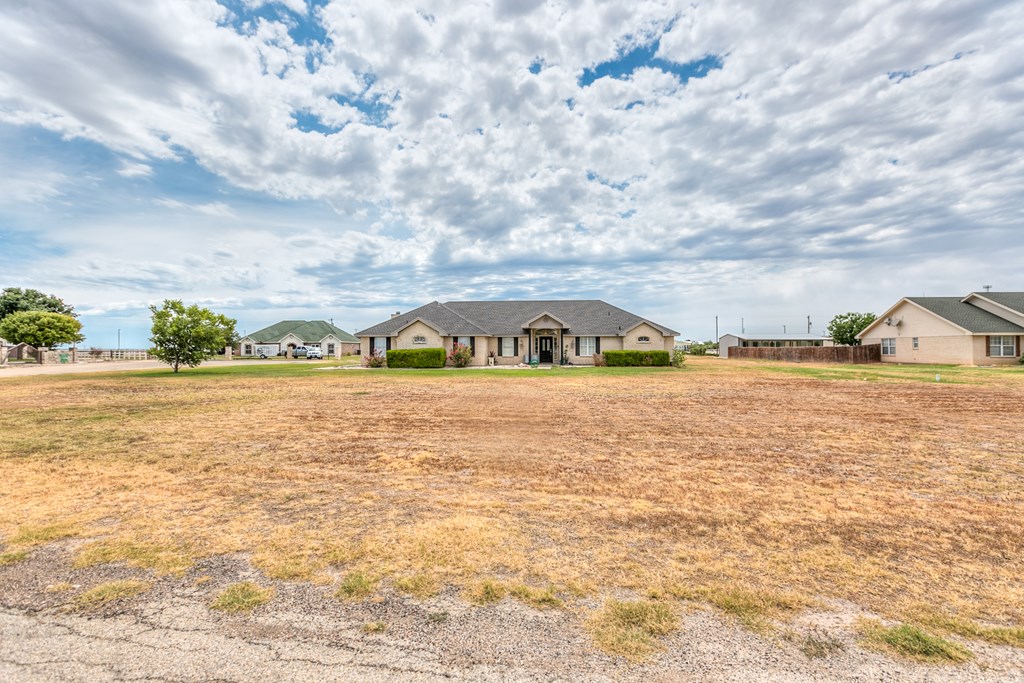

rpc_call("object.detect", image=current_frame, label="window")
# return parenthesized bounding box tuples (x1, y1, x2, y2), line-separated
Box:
(457, 336, 470, 347)
(912, 337, 919, 350)
(881, 338, 896, 355)
(989, 336, 1016, 357)
(244, 344, 252, 356)
(501, 337, 515, 357)
(413, 335, 427, 344)
(327, 343, 335, 355)
(307, 343, 320, 349)
(578, 336, 596, 356)
(637, 335, 651, 344)
(373, 337, 387, 353)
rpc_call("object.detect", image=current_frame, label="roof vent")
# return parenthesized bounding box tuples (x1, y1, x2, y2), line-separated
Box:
(390, 311, 401, 319)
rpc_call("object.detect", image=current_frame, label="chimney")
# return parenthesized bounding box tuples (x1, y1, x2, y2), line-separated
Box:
(390, 311, 401, 319)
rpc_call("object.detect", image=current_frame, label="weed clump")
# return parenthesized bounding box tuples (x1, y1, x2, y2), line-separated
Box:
(74, 580, 150, 610)
(210, 582, 273, 612)
(588, 599, 678, 661)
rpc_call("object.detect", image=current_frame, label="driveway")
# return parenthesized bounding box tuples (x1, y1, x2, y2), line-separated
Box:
(0, 359, 304, 379)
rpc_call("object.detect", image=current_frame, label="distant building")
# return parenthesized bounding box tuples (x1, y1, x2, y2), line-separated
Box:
(857, 292, 1023, 365)
(238, 321, 359, 358)
(719, 333, 833, 359)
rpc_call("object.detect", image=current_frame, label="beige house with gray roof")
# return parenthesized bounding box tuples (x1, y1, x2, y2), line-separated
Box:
(857, 292, 1024, 365)
(355, 300, 678, 366)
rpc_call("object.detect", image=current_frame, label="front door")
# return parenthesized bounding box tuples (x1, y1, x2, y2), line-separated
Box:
(539, 336, 553, 363)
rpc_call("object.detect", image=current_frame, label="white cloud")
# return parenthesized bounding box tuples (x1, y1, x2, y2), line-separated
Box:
(0, 0, 1021, 341)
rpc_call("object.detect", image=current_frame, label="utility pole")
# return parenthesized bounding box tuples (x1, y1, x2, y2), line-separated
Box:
(783, 324, 787, 334)
(741, 317, 744, 334)
(715, 316, 719, 343)
(807, 315, 811, 334)
(117, 329, 120, 352)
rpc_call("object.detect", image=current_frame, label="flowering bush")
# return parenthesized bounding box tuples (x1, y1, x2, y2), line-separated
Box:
(448, 343, 473, 368)
(671, 348, 686, 368)
(364, 349, 386, 368)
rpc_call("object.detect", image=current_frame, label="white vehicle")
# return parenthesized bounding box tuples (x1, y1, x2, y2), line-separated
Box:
(305, 347, 323, 359)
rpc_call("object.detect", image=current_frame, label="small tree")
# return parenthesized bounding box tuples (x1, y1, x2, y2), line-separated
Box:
(671, 347, 686, 368)
(448, 343, 473, 368)
(827, 312, 877, 346)
(149, 300, 236, 373)
(0, 311, 84, 348)
(0, 287, 76, 322)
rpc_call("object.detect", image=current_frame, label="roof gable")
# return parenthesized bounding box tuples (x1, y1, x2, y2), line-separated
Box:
(858, 296, 1024, 338)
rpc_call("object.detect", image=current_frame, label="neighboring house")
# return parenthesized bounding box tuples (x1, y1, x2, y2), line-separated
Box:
(355, 300, 679, 367)
(857, 292, 1024, 365)
(719, 333, 833, 359)
(238, 320, 360, 358)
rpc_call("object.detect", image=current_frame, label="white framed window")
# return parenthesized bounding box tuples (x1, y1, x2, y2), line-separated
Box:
(413, 335, 427, 344)
(244, 344, 252, 356)
(989, 335, 1016, 357)
(501, 337, 515, 356)
(457, 336, 471, 347)
(579, 336, 596, 356)
(373, 337, 387, 353)
(912, 337, 919, 350)
(881, 338, 896, 355)
(327, 343, 335, 355)
(637, 335, 651, 344)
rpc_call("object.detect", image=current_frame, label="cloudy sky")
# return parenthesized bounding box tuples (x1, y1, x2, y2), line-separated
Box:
(1, 0, 1021, 346)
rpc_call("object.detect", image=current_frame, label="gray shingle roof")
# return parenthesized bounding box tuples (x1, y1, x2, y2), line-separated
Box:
(967, 292, 1024, 316)
(355, 300, 679, 337)
(907, 297, 1024, 334)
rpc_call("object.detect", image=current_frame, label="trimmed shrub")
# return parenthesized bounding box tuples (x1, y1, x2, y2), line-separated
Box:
(386, 348, 446, 368)
(671, 348, 686, 368)
(604, 350, 671, 367)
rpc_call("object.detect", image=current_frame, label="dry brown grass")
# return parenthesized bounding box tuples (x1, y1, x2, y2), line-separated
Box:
(1, 359, 1022, 638)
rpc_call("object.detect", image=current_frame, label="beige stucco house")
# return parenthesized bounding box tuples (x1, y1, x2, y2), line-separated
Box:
(857, 292, 1024, 365)
(355, 300, 678, 366)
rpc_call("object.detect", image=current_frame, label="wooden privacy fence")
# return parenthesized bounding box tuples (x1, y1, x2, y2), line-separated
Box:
(726, 344, 881, 364)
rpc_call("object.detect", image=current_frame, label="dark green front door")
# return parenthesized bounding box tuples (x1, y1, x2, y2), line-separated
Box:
(539, 336, 553, 363)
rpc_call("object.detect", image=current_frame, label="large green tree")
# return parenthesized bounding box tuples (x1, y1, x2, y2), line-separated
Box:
(149, 300, 236, 373)
(0, 311, 84, 348)
(0, 288, 76, 322)
(827, 312, 877, 346)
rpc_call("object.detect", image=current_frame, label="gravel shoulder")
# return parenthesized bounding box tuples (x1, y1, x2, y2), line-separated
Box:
(2, 542, 1022, 682)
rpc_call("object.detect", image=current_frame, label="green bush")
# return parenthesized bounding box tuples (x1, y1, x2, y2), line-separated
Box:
(671, 348, 686, 368)
(604, 350, 671, 367)
(386, 348, 446, 368)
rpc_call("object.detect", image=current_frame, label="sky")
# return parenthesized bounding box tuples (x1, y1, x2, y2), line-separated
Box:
(1, 0, 1022, 347)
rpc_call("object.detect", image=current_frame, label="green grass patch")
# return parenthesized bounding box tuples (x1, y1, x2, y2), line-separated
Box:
(859, 620, 972, 662)
(587, 599, 679, 661)
(509, 584, 563, 609)
(393, 573, 440, 598)
(907, 609, 1024, 648)
(466, 579, 507, 605)
(210, 581, 273, 612)
(73, 580, 150, 609)
(0, 550, 28, 566)
(704, 588, 806, 632)
(755, 362, 1017, 385)
(10, 523, 78, 546)
(74, 539, 193, 575)
(335, 571, 376, 601)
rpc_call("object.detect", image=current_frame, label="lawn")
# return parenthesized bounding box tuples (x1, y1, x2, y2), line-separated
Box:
(1, 357, 1023, 652)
